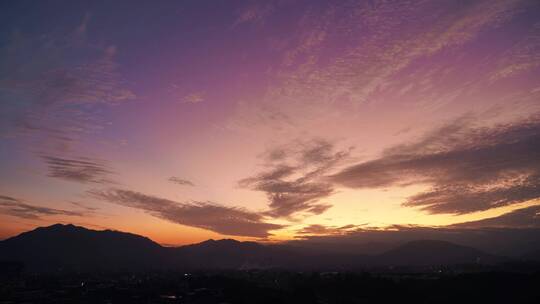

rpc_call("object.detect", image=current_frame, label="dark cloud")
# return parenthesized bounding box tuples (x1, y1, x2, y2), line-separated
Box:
(452, 205, 540, 229)
(240, 139, 352, 218)
(41, 155, 115, 184)
(88, 188, 284, 238)
(264, 148, 288, 162)
(0, 195, 83, 220)
(297, 224, 361, 236)
(168, 177, 195, 186)
(259, 181, 333, 218)
(331, 116, 540, 214)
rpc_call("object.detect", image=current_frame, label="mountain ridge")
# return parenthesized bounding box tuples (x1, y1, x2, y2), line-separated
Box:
(0, 224, 514, 272)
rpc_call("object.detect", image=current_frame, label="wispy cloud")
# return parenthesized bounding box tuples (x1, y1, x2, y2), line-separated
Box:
(331, 115, 540, 214)
(0, 16, 135, 146)
(240, 139, 352, 218)
(88, 188, 284, 238)
(69, 201, 100, 212)
(169, 177, 195, 186)
(297, 223, 361, 236)
(229, 0, 532, 136)
(275, 0, 522, 106)
(41, 155, 115, 184)
(0, 195, 83, 220)
(181, 92, 204, 104)
(452, 205, 540, 229)
(489, 21, 540, 82)
(232, 2, 277, 27)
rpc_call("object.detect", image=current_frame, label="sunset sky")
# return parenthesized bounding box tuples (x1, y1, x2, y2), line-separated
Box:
(1, 0, 539, 245)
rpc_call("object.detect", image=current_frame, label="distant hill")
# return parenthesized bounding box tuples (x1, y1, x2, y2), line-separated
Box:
(0, 224, 164, 272)
(0, 224, 509, 273)
(172, 238, 300, 270)
(376, 240, 500, 266)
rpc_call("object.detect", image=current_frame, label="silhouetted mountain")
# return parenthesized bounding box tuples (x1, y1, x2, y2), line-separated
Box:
(0, 224, 512, 273)
(173, 238, 295, 269)
(0, 224, 164, 272)
(376, 240, 500, 266)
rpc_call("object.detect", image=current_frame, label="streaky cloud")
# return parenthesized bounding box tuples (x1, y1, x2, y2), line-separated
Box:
(0, 195, 84, 220)
(41, 155, 115, 184)
(331, 115, 540, 214)
(297, 223, 362, 236)
(0, 17, 135, 146)
(168, 177, 195, 186)
(88, 188, 284, 238)
(452, 204, 540, 229)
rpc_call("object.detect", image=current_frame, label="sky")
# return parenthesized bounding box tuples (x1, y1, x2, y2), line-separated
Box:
(1, 0, 540, 246)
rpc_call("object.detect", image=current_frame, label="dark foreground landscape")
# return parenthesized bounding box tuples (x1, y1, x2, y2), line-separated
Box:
(1, 270, 540, 304)
(1, 224, 540, 303)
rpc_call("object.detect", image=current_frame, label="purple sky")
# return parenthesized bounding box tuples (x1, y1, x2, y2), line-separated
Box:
(1, 0, 539, 245)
